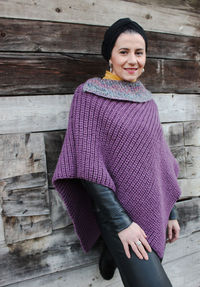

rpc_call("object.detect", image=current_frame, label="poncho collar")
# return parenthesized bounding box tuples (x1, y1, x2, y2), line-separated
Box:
(83, 77, 152, 103)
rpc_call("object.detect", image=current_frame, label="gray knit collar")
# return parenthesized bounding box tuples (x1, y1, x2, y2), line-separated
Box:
(83, 77, 152, 103)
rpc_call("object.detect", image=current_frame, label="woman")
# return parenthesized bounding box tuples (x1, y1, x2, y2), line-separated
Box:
(53, 18, 181, 286)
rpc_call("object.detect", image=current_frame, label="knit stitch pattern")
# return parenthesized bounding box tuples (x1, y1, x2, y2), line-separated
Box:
(83, 77, 152, 102)
(52, 80, 181, 259)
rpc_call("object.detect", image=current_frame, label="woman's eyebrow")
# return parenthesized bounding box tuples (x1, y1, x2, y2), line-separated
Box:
(119, 47, 144, 51)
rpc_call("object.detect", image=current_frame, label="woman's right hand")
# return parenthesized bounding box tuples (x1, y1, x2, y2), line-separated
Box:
(118, 222, 152, 260)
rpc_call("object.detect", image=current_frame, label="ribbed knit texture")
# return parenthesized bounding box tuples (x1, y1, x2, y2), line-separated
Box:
(52, 80, 181, 259)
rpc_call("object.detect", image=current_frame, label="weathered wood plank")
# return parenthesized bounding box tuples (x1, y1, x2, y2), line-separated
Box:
(163, 230, 200, 263)
(0, 0, 199, 36)
(184, 121, 200, 146)
(3, 215, 52, 245)
(162, 123, 184, 146)
(153, 94, 200, 122)
(49, 189, 72, 230)
(176, 198, 200, 236)
(0, 18, 199, 61)
(0, 133, 46, 179)
(185, 146, 200, 178)
(0, 226, 100, 287)
(4, 264, 123, 287)
(0, 94, 200, 134)
(0, 173, 49, 217)
(178, 178, 200, 198)
(0, 53, 199, 96)
(170, 146, 186, 179)
(0, 216, 198, 287)
(0, 95, 72, 134)
(0, 205, 5, 245)
(44, 132, 65, 188)
(164, 251, 200, 287)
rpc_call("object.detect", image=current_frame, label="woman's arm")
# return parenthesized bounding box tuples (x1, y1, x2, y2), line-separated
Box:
(167, 205, 180, 243)
(80, 179, 152, 260)
(169, 205, 177, 220)
(80, 179, 132, 232)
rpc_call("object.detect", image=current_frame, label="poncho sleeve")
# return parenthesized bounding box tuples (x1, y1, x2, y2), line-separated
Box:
(52, 84, 116, 251)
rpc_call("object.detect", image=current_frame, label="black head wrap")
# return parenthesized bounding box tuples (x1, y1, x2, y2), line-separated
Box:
(101, 18, 148, 62)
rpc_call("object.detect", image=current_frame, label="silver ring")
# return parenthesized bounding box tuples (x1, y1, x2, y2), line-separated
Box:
(135, 240, 142, 246)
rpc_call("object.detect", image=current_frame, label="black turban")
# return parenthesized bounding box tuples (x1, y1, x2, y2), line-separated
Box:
(101, 18, 148, 62)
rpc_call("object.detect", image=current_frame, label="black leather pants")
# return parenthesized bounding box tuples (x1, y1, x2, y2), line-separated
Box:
(80, 179, 173, 286)
(95, 210, 173, 287)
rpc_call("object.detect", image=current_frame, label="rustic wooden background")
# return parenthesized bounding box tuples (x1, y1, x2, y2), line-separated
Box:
(0, 1, 200, 286)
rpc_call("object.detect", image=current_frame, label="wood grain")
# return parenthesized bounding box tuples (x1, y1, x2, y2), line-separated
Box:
(176, 198, 200, 236)
(0, 19, 199, 61)
(3, 215, 52, 244)
(178, 178, 200, 198)
(0, 173, 49, 217)
(0, 133, 46, 179)
(0, 226, 100, 287)
(162, 123, 184, 147)
(184, 121, 200, 146)
(0, 94, 200, 134)
(0, 53, 199, 96)
(0, 0, 199, 36)
(49, 189, 72, 230)
(0, 198, 199, 286)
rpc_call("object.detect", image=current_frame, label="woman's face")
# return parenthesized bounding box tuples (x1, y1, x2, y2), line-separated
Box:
(110, 32, 146, 82)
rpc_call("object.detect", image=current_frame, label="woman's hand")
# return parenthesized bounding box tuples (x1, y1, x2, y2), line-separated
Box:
(118, 222, 152, 260)
(166, 219, 180, 243)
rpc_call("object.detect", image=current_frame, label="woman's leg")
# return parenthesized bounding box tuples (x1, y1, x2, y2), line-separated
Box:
(96, 213, 172, 287)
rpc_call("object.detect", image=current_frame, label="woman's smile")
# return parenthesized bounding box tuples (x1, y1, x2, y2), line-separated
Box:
(109, 32, 146, 82)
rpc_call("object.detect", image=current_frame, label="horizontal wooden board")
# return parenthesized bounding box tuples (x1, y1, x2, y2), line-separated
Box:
(4, 264, 123, 287)
(153, 94, 200, 122)
(3, 215, 52, 245)
(178, 178, 200, 198)
(0, 173, 49, 217)
(185, 147, 200, 178)
(176, 198, 200, 236)
(164, 251, 200, 287)
(0, 19, 199, 61)
(0, 0, 199, 36)
(170, 146, 186, 178)
(0, 200, 199, 287)
(163, 230, 200, 263)
(0, 95, 72, 134)
(49, 189, 72, 230)
(0, 133, 46, 179)
(4, 242, 200, 287)
(0, 226, 100, 287)
(184, 121, 200, 146)
(0, 94, 200, 134)
(0, 53, 199, 96)
(162, 123, 184, 147)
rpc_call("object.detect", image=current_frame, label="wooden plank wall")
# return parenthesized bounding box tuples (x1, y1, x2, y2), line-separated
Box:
(0, 1, 199, 286)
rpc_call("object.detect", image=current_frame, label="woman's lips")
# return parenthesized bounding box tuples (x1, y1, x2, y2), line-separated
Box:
(124, 68, 138, 74)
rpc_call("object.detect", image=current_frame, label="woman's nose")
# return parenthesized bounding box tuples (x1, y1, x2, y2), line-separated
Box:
(127, 53, 137, 64)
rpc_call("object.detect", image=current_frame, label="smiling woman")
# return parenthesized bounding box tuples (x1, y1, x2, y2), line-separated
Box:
(53, 18, 181, 287)
(109, 32, 146, 82)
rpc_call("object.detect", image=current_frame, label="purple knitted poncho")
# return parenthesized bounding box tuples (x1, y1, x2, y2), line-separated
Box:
(52, 78, 181, 259)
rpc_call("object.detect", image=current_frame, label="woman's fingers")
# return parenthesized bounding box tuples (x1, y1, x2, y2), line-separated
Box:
(141, 229, 147, 238)
(140, 237, 152, 253)
(168, 225, 173, 240)
(130, 242, 143, 260)
(122, 241, 131, 259)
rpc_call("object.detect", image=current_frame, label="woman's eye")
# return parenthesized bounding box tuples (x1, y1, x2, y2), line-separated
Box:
(119, 50, 127, 54)
(136, 52, 143, 56)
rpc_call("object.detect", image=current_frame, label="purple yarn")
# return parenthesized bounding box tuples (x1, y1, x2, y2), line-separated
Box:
(52, 80, 181, 259)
